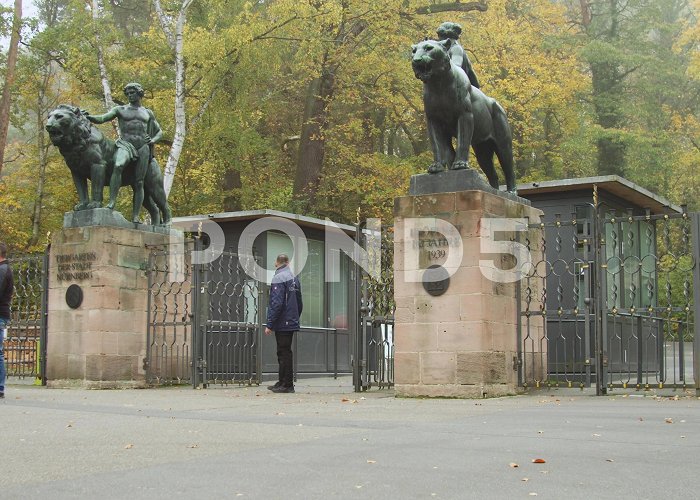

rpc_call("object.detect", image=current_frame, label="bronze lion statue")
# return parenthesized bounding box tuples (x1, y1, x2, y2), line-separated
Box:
(45, 104, 172, 224)
(411, 39, 516, 193)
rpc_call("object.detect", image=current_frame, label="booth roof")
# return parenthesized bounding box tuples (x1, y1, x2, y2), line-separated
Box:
(173, 209, 356, 235)
(514, 175, 683, 215)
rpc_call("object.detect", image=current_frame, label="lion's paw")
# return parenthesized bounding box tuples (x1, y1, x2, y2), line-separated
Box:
(74, 202, 88, 211)
(450, 160, 470, 171)
(427, 162, 445, 174)
(86, 201, 102, 209)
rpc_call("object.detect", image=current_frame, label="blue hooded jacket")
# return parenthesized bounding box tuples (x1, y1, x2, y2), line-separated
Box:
(266, 264, 303, 332)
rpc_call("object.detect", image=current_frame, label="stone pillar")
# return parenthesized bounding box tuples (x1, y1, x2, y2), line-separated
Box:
(47, 209, 174, 388)
(393, 172, 544, 398)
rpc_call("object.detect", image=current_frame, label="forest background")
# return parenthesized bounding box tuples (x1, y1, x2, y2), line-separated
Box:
(1, 0, 700, 253)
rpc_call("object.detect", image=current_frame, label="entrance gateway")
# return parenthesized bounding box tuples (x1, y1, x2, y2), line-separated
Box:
(144, 217, 395, 391)
(4, 204, 697, 395)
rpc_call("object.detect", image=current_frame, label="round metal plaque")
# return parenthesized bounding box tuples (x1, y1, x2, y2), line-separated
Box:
(65, 284, 84, 309)
(422, 265, 450, 297)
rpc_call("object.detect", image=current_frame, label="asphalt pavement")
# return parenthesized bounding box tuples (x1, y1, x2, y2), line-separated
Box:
(1, 377, 698, 499)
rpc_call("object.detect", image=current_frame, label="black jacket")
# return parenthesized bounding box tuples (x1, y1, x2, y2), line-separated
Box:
(266, 264, 303, 332)
(0, 260, 14, 320)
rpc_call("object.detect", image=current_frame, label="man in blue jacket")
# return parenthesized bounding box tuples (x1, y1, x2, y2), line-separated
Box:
(265, 254, 303, 393)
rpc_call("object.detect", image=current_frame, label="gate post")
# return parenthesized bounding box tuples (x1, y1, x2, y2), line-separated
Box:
(191, 237, 207, 388)
(691, 213, 700, 396)
(39, 245, 50, 386)
(46, 217, 176, 387)
(593, 196, 608, 395)
(393, 172, 543, 398)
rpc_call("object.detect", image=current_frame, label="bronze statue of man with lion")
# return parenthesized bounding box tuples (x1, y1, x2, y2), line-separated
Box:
(45, 82, 171, 225)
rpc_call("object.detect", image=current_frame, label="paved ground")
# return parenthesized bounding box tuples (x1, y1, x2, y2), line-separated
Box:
(1, 377, 698, 499)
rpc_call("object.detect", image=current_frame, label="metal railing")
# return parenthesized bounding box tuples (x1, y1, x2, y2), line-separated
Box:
(3, 249, 49, 384)
(517, 206, 699, 395)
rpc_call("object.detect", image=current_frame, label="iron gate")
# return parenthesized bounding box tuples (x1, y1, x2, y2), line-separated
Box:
(3, 249, 49, 385)
(518, 202, 700, 394)
(145, 238, 263, 387)
(354, 223, 395, 392)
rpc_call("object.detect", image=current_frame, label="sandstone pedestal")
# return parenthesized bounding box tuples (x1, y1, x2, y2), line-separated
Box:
(47, 213, 175, 388)
(393, 178, 545, 398)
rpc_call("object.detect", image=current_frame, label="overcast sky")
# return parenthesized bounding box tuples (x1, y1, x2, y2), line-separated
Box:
(1, 0, 39, 50)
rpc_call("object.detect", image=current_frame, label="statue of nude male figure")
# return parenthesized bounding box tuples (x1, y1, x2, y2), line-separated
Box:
(87, 83, 163, 222)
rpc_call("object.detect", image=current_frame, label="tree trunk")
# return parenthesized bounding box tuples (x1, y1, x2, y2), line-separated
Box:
(29, 82, 49, 247)
(292, 68, 334, 206)
(90, 0, 120, 137)
(158, 0, 194, 198)
(586, 0, 626, 176)
(0, 0, 22, 177)
(222, 168, 242, 212)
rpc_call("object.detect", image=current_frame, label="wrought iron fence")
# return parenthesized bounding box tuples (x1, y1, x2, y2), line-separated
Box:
(600, 211, 697, 391)
(519, 214, 593, 389)
(3, 250, 49, 384)
(145, 240, 194, 385)
(196, 249, 262, 388)
(355, 224, 395, 391)
(145, 240, 262, 387)
(518, 206, 699, 395)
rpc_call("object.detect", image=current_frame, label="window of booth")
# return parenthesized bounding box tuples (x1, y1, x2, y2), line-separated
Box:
(329, 253, 349, 330)
(267, 232, 325, 328)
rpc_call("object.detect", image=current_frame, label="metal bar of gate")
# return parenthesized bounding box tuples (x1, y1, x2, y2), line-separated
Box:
(594, 193, 607, 395)
(39, 246, 50, 385)
(692, 212, 700, 396)
(191, 238, 202, 388)
(353, 222, 364, 393)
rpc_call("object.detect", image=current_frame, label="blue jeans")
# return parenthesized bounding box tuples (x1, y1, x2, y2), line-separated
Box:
(0, 317, 7, 393)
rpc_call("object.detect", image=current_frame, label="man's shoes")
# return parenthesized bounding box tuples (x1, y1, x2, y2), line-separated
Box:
(0, 392, 4, 399)
(267, 382, 282, 391)
(270, 385, 295, 393)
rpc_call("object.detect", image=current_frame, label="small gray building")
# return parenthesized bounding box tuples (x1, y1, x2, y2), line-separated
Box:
(171, 210, 358, 378)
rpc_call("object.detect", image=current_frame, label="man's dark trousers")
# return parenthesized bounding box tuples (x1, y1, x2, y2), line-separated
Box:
(276, 332, 295, 387)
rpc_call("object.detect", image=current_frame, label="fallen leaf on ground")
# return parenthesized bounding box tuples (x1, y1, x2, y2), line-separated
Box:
(522, 478, 529, 482)
(509, 463, 519, 468)
(529, 493, 538, 496)
(187, 444, 199, 448)
(665, 418, 673, 424)
(341, 398, 350, 402)
(592, 433, 601, 437)
(124, 444, 133, 449)
(532, 459, 546, 464)
(606, 459, 614, 462)
(367, 460, 376, 464)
